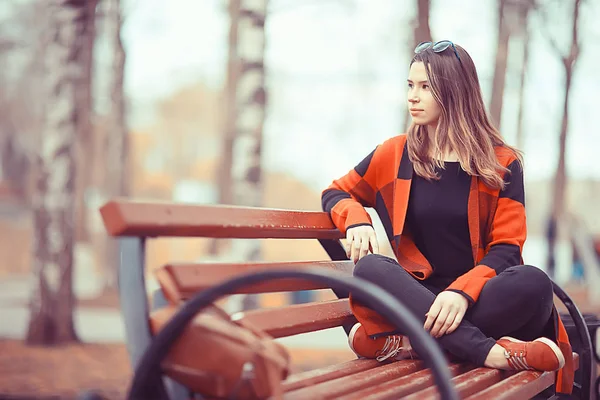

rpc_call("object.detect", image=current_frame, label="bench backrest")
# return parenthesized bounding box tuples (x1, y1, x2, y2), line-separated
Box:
(101, 199, 343, 239)
(100, 199, 356, 339)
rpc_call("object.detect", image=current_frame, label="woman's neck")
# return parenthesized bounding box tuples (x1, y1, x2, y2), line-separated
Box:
(429, 146, 459, 162)
(439, 150, 459, 162)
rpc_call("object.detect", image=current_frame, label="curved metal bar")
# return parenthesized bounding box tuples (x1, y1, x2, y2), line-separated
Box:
(127, 268, 459, 400)
(552, 282, 594, 399)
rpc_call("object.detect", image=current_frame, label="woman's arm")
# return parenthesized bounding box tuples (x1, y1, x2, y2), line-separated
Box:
(321, 147, 380, 234)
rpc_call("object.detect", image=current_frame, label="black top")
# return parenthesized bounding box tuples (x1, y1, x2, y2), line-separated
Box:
(405, 162, 474, 289)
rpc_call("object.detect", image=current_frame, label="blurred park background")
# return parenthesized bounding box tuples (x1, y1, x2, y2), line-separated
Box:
(0, 0, 599, 398)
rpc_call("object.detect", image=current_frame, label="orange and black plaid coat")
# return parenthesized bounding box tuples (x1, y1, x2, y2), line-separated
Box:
(322, 134, 574, 395)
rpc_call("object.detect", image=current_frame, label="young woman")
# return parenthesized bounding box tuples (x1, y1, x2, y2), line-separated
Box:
(322, 40, 574, 395)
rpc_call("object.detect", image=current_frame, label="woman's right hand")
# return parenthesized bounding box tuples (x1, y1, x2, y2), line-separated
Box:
(346, 225, 380, 263)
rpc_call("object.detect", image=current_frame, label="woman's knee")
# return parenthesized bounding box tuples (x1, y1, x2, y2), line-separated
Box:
(353, 254, 387, 278)
(353, 254, 406, 282)
(509, 265, 553, 301)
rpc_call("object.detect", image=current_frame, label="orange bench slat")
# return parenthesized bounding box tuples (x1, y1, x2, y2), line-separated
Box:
(402, 367, 511, 400)
(283, 360, 424, 399)
(341, 363, 474, 400)
(100, 200, 343, 239)
(463, 371, 553, 400)
(464, 353, 580, 400)
(149, 299, 355, 339)
(282, 359, 382, 392)
(235, 299, 355, 338)
(155, 260, 354, 302)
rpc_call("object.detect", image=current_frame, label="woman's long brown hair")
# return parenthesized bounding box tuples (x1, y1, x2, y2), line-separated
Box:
(407, 44, 522, 190)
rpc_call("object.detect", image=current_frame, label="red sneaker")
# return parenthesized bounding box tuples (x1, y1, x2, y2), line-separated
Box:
(496, 336, 565, 371)
(348, 323, 412, 362)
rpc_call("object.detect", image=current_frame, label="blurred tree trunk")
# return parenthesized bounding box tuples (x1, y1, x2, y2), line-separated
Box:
(103, 0, 128, 289)
(546, 0, 582, 278)
(208, 0, 240, 257)
(231, 1, 267, 209)
(0, 44, 29, 199)
(0, 5, 45, 202)
(490, 0, 510, 129)
(74, 0, 98, 243)
(514, 7, 530, 151)
(237, 0, 268, 311)
(26, 0, 92, 345)
(215, 0, 241, 210)
(514, 0, 535, 150)
(0, 132, 30, 198)
(403, 0, 432, 131)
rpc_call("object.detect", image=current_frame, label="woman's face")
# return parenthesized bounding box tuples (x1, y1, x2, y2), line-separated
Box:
(407, 61, 441, 128)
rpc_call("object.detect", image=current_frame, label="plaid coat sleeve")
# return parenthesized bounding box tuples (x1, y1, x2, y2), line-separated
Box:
(321, 147, 380, 234)
(446, 158, 526, 303)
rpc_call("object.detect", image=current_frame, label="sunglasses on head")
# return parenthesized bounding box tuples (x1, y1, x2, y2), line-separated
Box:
(414, 40, 461, 61)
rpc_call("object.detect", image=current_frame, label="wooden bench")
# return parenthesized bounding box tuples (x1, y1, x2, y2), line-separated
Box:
(100, 199, 591, 400)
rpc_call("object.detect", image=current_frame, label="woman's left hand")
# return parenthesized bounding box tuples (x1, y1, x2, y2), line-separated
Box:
(424, 291, 469, 338)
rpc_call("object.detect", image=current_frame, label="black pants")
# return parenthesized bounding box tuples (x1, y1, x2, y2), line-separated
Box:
(353, 254, 555, 366)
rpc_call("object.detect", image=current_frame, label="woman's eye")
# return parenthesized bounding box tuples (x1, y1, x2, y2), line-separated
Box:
(422, 84, 429, 90)
(408, 83, 413, 88)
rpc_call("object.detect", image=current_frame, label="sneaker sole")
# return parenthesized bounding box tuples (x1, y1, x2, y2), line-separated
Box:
(348, 323, 362, 356)
(499, 336, 566, 370)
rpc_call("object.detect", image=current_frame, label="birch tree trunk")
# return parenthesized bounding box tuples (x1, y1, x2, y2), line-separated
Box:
(231, 1, 267, 209)
(217, 0, 268, 210)
(26, 0, 90, 345)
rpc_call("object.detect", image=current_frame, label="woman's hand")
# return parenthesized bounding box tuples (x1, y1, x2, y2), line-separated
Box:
(424, 291, 469, 338)
(345, 225, 380, 263)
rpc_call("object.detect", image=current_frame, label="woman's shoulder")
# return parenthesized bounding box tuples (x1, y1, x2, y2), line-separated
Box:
(370, 134, 409, 163)
(379, 133, 408, 151)
(493, 145, 521, 167)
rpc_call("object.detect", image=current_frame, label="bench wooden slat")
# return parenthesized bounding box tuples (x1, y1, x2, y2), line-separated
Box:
(100, 200, 343, 239)
(283, 360, 424, 400)
(235, 299, 355, 338)
(402, 367, 510, 400)
(282, 359, 382, 392)
(155, 261, 354, 302)
(149, 299, 355, 339)
(464, 353, 580, 400)
(339, 363, 474, 400)
(463, 371, 552, 400)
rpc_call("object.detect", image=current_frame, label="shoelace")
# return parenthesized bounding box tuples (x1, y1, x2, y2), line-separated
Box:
(376, 335, 404, 362)
(504, 349, 531, 370)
